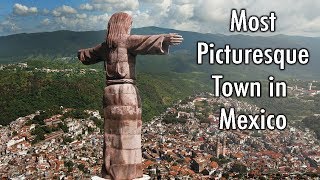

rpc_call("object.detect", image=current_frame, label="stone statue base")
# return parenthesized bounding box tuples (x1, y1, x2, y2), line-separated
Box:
(91, 175, 151, 180)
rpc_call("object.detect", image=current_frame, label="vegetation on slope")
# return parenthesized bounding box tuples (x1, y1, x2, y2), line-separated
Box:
(0, 58, 210, 125)
(0, 53, 319, 127)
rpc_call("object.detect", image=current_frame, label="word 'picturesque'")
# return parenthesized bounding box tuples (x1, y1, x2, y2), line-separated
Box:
(197, 43, 309, 70)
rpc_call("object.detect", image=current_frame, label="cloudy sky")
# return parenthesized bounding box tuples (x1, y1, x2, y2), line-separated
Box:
(0, 0, 320, 37)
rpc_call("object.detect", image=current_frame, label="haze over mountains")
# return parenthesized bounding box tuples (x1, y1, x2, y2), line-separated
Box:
(0, 26, 319, 79)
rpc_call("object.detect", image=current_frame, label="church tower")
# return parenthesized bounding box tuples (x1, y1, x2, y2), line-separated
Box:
(216, 137, 220, 158)
(222, 136, 226, 157)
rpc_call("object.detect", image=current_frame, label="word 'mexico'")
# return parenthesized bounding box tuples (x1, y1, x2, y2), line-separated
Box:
(219, 108, 287, 130)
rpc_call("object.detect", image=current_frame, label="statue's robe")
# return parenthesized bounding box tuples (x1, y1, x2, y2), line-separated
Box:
(78, 35, 169, 180)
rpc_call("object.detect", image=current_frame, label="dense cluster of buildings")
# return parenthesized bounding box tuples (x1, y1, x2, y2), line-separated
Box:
(0, 110, 103, 179)
(0, 93, 319, 179)
(142, 93, 320, 178)
(288, 81, 320, 97)
(0, 62, 98, 74)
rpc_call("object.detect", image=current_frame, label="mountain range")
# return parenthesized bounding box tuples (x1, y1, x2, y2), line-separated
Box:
(0, 26, 319, 79)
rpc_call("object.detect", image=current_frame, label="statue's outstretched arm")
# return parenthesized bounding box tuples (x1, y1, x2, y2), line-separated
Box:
(78, 42, 107, 65)
(127, 33, 183, 55)
(163, 33, 183, 46)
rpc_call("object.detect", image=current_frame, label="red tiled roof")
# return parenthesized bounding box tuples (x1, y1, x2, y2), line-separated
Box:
(210, 161, 219, 169)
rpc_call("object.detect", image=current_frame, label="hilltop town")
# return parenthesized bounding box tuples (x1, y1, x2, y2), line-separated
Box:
(142, 93, 320, 178)
(0, 93, 320, 179)
(288, 80, 320, 98)
(0, 108, 103, 179)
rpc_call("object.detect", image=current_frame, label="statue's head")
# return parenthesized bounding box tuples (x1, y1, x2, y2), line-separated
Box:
(106, 12, 132, 48)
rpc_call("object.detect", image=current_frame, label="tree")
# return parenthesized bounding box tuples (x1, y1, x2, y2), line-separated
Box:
(32, 114, 45, 125)
(230, 163, 248, 175)
(32, 133, 45, 144)
(65, 160, 74, 172)
(63, 136, 73, 143)
(91, 116, 103, 130)
(31, 126, 45, 136)
(88, 127, 94, 133)
(63, 109, 89, 119)
(78, 164, 85, 172)
(58, 122, 68, 133)
(12, 131, 18, 136)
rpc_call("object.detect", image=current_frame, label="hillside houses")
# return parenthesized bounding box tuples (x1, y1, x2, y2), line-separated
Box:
(1, 93, 320, 179)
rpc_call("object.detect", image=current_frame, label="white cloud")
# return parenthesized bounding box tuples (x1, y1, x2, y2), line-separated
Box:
(52, 5, 77, 17)
(173, 0, 195, 5)
(52, 13, 110, 31)
(13, 3, 38, 16)
(168, 3, 194, 20)
(79, 3, 94, 11)
(154, 0, 320, 36)
(88, 13, 110, 26)
(43, 8, 50, 14)
(139, 0, 164, 2)
(76, 13, 88, 19)
(146, 0, 171, 16)
(91, 0, 139, 11)
(41, 18, 50, 25)
(3, 0, 320, 36)
(92, 4, 113, 12)
(132, 11, 155, 28)
(0, 20, 20, 34)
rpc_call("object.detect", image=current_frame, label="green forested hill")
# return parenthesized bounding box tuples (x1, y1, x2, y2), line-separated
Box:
(1, 56, 318, 126)
(0, 59, 211, 125)
(0, 51, 275, 125)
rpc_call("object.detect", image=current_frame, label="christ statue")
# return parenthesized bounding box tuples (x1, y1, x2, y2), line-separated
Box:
(77, 12, 183, 179)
